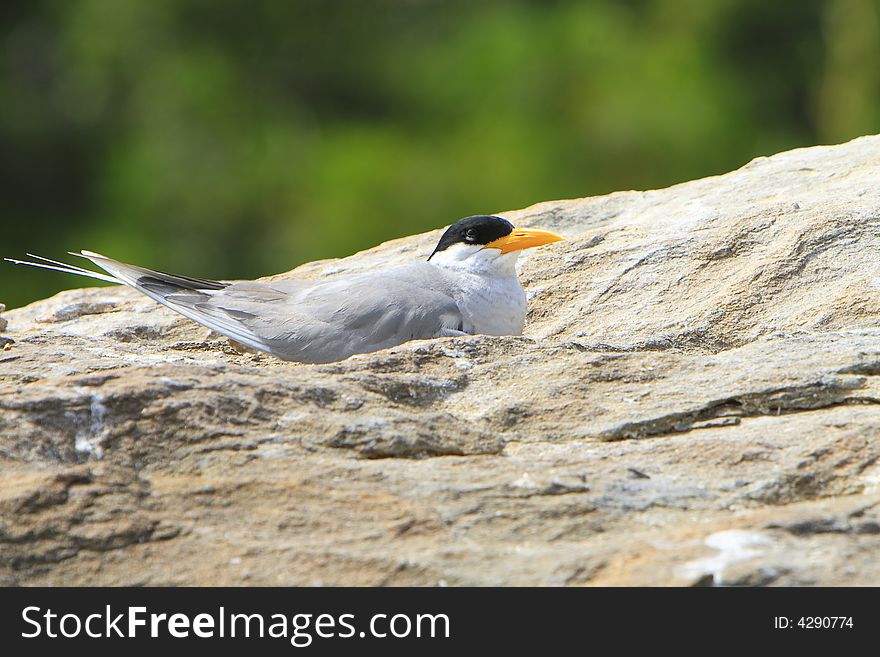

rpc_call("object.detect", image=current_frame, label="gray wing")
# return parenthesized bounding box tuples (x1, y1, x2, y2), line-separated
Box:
(58, 253, 465, 363)
(240, 264, 467, 362)
(69, 251, 280, 355)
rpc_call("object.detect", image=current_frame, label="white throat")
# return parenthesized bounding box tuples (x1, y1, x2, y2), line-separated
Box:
(428, 243, 520, 277)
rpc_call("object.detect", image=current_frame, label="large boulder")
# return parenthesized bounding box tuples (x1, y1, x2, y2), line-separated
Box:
(2, 135, 880, 585)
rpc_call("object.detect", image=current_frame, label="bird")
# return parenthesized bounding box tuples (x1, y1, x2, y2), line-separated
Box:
(6, 215, 563, 363)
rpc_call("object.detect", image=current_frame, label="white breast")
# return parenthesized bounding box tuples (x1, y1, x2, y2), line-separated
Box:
(430, 246, 528, 336)
(457, 272, 527, 335)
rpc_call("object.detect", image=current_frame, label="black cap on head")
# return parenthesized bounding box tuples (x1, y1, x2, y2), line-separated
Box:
(428, 215, 514, 260)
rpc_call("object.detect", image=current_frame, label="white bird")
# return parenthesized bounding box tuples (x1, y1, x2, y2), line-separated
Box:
(6, 215, 563, 363)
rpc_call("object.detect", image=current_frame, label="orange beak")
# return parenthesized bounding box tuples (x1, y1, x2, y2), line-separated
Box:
(486, 227, 564, 254)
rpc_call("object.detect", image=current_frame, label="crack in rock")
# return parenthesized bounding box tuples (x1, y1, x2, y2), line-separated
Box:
(599, 378, 872, 441)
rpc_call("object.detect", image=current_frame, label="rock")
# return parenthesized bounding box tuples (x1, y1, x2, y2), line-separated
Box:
(2, 135, 880, 585)
(0, 304, 12, 351)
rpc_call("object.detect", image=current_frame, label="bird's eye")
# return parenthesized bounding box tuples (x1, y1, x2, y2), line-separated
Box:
(465, 228, 478, 241)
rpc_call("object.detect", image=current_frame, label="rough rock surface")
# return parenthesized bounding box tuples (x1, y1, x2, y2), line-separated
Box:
(3, 135, 880, 586)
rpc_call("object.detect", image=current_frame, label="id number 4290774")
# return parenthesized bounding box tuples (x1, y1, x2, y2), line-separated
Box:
(774, 617, 853, 629)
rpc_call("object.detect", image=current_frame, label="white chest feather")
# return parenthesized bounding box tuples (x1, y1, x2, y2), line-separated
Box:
(455, 272, 527, 335)
(430, 245, 528, 336)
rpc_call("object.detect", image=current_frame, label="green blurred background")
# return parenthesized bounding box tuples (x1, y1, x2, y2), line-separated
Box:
(2, 0, 879, 309)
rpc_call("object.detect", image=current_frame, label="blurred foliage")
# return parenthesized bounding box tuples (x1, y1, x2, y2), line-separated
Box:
(2, 0, 879, 308)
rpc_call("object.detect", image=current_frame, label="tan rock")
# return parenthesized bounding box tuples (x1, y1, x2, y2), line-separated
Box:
(2, 135, 880, 585)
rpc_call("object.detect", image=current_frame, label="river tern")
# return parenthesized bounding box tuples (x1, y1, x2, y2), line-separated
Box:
(6, 215, 563, 363)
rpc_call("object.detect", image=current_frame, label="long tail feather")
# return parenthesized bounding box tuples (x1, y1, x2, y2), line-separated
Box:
(6, 250, 274, 356)
(4, 255, 120, 284)
(30, 253, 112, 277)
